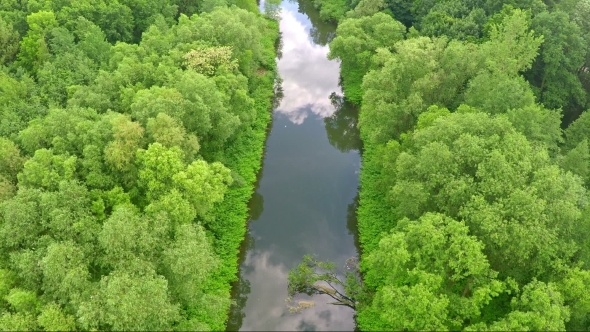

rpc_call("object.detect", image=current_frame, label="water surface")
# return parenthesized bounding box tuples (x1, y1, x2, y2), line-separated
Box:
(228, 1, 361, 330)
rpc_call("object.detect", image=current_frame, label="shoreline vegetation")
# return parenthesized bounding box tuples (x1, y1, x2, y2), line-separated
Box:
(0, 0, 279, 329)
(288, 0, 590, 330)
(208, 19, 278, 330)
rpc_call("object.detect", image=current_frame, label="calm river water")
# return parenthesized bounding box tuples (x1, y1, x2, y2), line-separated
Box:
(227, 0, 362, 330)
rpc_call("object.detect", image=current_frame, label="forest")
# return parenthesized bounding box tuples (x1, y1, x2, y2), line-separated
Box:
(287, 0, 590, 330)
(0, 0, 278, 330)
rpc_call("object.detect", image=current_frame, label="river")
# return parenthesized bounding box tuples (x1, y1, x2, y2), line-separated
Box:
(227, 0, 362, 330)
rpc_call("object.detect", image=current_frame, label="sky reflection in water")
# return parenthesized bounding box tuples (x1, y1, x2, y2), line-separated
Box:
(275, 3, 342, 125)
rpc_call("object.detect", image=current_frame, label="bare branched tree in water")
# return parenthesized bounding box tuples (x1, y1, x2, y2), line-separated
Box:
(286, 255, 363, 313)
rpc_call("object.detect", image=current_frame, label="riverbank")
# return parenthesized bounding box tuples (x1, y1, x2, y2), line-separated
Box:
(203, 18, 280, 331)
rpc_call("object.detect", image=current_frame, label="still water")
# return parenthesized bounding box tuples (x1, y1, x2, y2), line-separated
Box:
(227, 0, 362, 330)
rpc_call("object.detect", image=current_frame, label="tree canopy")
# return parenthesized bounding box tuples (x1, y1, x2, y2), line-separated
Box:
(0, 0, 279, 330)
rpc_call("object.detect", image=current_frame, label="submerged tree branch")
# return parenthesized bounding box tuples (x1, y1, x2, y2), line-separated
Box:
(287, 255, 361, 312)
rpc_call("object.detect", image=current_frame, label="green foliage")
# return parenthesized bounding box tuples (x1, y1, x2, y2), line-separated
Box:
(17, 149, 77, 190)
(328, 12, 405, 104)
(0, 17, 19, 65)
(37, 303, 76, 331)
(16, 11, 57, 75)
(312, 0, 350, 22)
(525, 10, 587, 113)
(360, 213, 503, 330)
(358, 10, 541, 145)
(0, 0, 278, 330)
(78, 270, 181, 330)
(0, 138, 26, 183)
(326, 0, 590, 329)
(356, 107, 589, 329)
(286, 255, 360, 313)
(312, 0, 590, 113)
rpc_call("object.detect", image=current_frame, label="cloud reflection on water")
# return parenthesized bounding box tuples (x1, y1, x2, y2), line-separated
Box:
(239, 250, 355, 331)
(275, 9, 342, 125)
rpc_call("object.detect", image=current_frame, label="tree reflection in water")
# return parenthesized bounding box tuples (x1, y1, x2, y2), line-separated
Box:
(324, 93, 361, 153)
(227, 159, 264, 331)
(295, 0, 336, 46)
(346, 193, 360, 255)
(227, 226, 255, 331)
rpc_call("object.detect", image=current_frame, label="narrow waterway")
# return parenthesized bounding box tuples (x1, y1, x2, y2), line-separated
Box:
(227, 0, 362, 330)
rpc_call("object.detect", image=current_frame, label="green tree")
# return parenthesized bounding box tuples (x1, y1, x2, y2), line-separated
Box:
(98, 205, 160, 271)
(146, 113, 200, 160)
(162, 223, 219, 307)
(136, 143, 186, 202)
(37, 28, 98, 106)
(17, 11, 58, 75)
(0, 16, 20, 65)
(360, 213, 504, 330)
(0, 188, 44, 254)
(172, 159, 232, 218)
(104, 114, 144, 171)
(359, 10, 541, 145)
(391, 111, 587, 282)
(360, 38, 480, 144)
(419, 3, 486, 41)
(37, 303, 76, 331)
(17, 149, 77, 191)
(560, 140, 590, 182)
(328, 12, 406, 103)
(0, 312, 38, 331)
(526, 10, 587, 112)
(564, 110, 590, 150)
(0, 138, 26, 183)
(40, 241, 91, 310)
(468, 280, 569, 331)
(77, 269, 180, 331)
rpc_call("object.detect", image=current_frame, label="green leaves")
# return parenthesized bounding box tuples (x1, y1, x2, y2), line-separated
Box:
(0, 0, 278, 329)
(137, 143, 185, 201)
(163, 223, 219, 306)
(40, 241, 91, 307)
(17, 149, 76, 190)
(184, 46, 238, 76)
(287, 255, 358, 311)
(17, 11, 57, 74)
(0, 138, 25, 183)
(0, 17, 20, 65)
(78, 270, 181, 331)
(37, 303, 76, 331)
(328, 12, 406, 103)
(482, 9, 542, 75)
(330, 0, 590, 329)
(360, 213, 503, 330)
(526, 10, 587, 111)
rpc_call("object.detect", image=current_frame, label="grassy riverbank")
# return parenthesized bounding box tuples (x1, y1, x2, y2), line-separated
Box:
(206, 19, 279, 330)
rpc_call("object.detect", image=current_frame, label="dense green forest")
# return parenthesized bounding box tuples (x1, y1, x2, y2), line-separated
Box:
(288, 0, 590, 330)
(0, 0, 278, 330)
